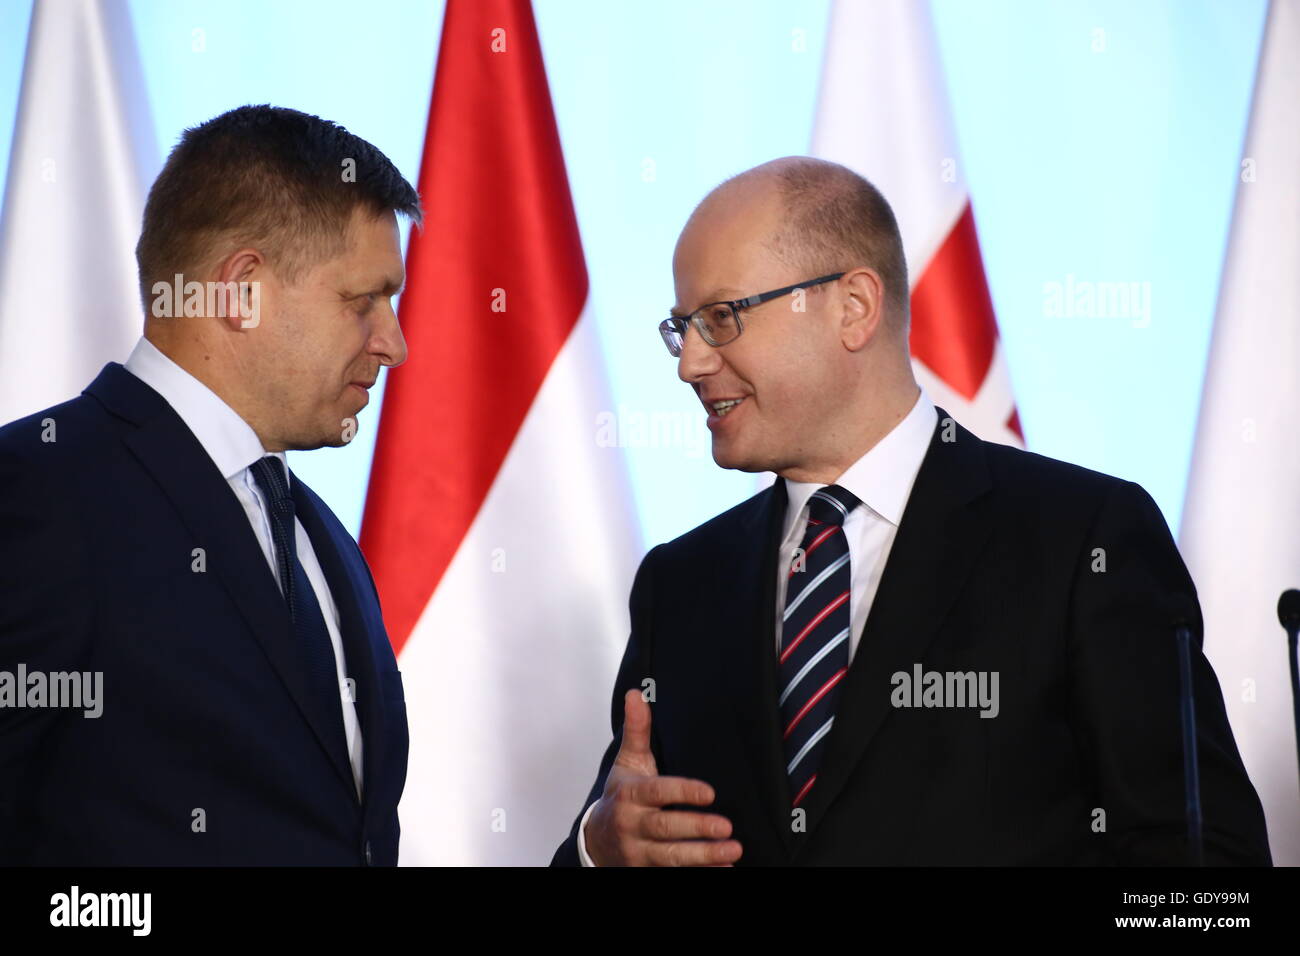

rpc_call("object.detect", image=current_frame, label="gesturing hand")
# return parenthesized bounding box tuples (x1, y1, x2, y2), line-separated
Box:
(584, 689, 743, 866)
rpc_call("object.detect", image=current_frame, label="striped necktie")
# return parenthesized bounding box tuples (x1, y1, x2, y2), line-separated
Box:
(779, 484, 860, 808)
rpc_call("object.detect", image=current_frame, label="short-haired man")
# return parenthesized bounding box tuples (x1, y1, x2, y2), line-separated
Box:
(0, 105, 419, 865)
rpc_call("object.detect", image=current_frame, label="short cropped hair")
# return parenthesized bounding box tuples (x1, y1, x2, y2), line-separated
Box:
(759, 157, 910, 322)
(135, 104, 422, 307)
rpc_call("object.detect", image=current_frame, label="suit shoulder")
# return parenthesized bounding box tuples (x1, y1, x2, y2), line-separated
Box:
(652, 484, 774, 564)
(976, 438, 1178, 542)
(0, 393, 115, 476)
(978, 438, 1136, 508)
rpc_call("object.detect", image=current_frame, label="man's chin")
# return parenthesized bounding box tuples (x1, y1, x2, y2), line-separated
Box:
(329, 421, 361, 448)
(710, 443, 763, 473)
(328, 403, 367, 447)
(281, 419, 361, 451)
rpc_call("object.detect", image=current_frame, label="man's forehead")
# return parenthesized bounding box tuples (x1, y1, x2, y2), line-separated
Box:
(318, 243, 404, 291)
(672, 236, 774, 314)
(672, 229, 780, 310)
(677, 184, 785, 259)
(669, 285, 744, 317)
(671, 177, 787, 307)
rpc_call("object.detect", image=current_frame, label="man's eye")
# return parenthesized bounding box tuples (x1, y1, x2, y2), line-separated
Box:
(706, 305, 734, 328)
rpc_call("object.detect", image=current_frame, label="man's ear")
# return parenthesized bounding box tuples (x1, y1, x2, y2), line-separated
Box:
(214, 248, 265, 331)
(840, 267, 885, 352)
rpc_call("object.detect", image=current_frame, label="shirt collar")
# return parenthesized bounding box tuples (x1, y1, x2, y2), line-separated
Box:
(781, 387, 936, 543)
(123, 336, 285, 482)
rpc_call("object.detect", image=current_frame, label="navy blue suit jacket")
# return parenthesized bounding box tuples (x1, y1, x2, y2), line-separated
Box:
(0, 363, 408, 865)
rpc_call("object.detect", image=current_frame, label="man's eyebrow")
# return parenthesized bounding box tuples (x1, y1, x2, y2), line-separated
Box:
(345, 276, 405, 298)
(669, 289, 740, 317)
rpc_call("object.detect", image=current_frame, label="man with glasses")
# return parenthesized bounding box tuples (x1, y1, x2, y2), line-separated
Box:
(552, 156, 1270, 866)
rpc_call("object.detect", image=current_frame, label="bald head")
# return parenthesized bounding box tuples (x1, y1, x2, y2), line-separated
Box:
(672, 156, 920, 483)
(692, 157, 910, 330)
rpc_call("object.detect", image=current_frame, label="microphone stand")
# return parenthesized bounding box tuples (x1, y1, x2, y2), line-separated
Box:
(1174, 616, 1203, 866)
(1278, 589, 1300, 798)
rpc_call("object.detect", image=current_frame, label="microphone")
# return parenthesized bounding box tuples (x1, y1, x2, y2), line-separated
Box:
(1277, 589, 1300, 797)
(1172, 605, 1203, 866)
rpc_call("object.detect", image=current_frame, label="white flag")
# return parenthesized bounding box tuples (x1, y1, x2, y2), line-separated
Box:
(1180, 0, 1300, 866)
(812, 0, 1022, 446)
(0, 0, 156, 424)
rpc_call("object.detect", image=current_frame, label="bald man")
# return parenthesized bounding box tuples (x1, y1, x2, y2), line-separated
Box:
(552, 157, 1270, 866)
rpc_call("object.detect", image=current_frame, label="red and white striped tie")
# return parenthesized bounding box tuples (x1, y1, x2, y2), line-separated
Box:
(779, 485, 860, 807)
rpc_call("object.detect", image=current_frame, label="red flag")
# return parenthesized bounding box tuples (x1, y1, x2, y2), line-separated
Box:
(812, 0, 1022, 445)
(361, 0, 637, 865)
(363, 0, 586, 650)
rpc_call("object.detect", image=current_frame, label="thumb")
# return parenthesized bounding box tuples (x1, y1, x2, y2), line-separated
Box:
(614, 688, 656, 772)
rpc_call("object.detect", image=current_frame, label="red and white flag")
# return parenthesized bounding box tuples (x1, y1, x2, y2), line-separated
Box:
(0, 0, 156, 424)
(360, 0, 639, 865)
(812, 0, 1022, 446)
(1180, 0, 1300, 866)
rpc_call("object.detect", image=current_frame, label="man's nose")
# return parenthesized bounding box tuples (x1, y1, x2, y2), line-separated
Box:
(372, 300, 408, 368)
(677, 323, 721, 383)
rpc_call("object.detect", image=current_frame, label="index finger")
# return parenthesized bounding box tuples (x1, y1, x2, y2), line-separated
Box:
(626, 775, 716, 808)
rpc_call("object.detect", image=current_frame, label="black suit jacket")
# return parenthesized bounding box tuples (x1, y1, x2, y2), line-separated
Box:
(0, 363, 409, 865)
(554, 408, 1271, 865)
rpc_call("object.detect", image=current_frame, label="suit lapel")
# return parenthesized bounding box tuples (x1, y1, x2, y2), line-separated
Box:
(794, 407, 994, 847)
(731, 479, 801, 856)
(86, 364, 357, 797)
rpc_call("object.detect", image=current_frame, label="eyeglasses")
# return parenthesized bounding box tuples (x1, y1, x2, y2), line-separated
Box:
(658, 273, 845, 357)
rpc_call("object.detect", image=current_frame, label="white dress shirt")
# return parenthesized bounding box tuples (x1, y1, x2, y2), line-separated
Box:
(124, 336, 364, 799)
(578, 388, 936, 864)
(775, 388, 936, 662)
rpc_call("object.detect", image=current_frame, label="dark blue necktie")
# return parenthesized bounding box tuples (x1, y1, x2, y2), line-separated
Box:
(779, 484, 860, 808)
(249, 456, 348, 754)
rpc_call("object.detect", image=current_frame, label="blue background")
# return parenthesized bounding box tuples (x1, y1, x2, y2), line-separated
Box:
(0, 0, 1268, 549)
